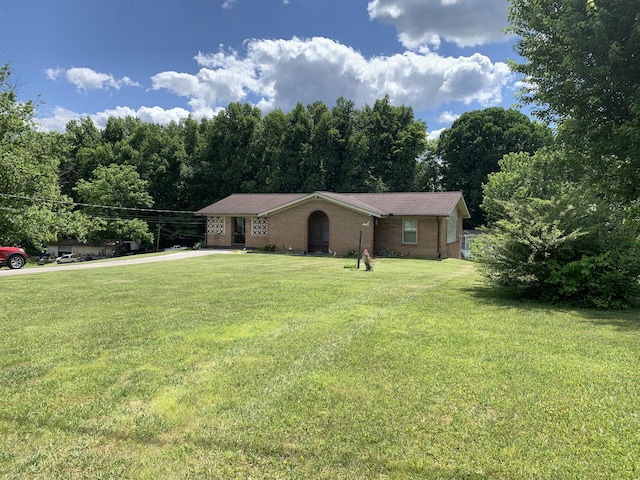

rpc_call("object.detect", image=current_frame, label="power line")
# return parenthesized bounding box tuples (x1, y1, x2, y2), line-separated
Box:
(97, 215, 203, 226)
(158, 225, 203, 239)
(0, 193, 195, 214)
(1, 195, 204, 226)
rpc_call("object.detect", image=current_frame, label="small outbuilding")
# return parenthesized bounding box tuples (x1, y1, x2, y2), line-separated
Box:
(195, 191, 470, 259)
(45, 240, 143, 259)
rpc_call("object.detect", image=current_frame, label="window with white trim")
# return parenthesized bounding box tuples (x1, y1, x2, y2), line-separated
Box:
(251, 216, 269, 236)
(447, 209, 459, 243)
(402, 219, 418, 244)
(207, 216, 225, 235)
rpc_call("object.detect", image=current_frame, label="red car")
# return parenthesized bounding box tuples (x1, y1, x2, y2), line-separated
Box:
(0, 246, 28, 269)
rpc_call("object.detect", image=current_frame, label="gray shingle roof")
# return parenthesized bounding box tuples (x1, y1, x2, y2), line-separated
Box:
(195, 191, 469, 218)
(195, 193, 306, 216)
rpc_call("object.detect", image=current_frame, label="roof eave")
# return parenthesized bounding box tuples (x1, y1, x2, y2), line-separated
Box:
(258, 192, 383, 217)
(456, 196, 471, 219)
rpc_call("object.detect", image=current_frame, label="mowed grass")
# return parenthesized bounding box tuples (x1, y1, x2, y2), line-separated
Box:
(1, 254, 638, 479)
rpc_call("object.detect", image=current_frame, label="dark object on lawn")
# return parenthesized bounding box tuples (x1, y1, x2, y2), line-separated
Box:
(363, 249, 373, 271)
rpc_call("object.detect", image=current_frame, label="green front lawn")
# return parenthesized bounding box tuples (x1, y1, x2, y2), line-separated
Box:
(1, 254, 638, 479)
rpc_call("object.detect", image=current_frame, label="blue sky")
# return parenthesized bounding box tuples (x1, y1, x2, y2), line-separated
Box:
(1, 0, 523, 138)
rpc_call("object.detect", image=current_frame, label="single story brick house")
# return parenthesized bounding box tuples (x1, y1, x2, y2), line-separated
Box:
(195, 191, 470, 259)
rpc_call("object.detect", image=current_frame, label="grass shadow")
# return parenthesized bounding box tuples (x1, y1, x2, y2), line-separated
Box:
(462, 281, 640, 332)
(574, 307, 640, 332)
(394, 467, 490, 480)
(461, 281, 541, 309)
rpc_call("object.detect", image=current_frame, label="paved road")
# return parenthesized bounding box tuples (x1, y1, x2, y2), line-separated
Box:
(0, 249, 237, 277)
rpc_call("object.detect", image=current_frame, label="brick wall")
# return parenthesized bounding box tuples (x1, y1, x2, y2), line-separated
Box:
(205, 216, 232, 247)
(267, 199, 373, 255)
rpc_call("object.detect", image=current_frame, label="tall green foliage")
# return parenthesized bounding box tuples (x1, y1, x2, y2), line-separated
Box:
(413, 140, 442, 192)
(269, 103, 314, 192)
(59, 117, 102, 198)
(128, 121, 187, 210)
(361, 96, 426, 192)
(0, 64, 89, 249)
(195, 103, 263, 200)
(438, 107, 553, 228)
(476, 0, 640, 308)
(182, 97, 427, 200)
(306, 101, 334, 192)
(74, 164, 155, 246)
(507, 0, 640, 202)
(327, 98, 360, 192)
(476, 150, 640, 309)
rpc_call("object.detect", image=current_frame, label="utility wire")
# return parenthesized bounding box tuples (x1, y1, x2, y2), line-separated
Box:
(0, 193, 196, 214)
(1, 195, 203, 226)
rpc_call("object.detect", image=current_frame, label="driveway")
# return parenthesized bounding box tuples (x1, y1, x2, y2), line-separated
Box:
(0, 249, 237, 277)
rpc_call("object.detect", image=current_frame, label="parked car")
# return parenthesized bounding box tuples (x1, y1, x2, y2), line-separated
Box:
(164, 245, 188, 251)
(0, 246, 28, 269)
(56, 253, 77, 264)
(38, 253, 52, 265)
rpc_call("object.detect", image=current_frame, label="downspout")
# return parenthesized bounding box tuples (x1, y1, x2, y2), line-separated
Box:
(436, 217, 442, 259)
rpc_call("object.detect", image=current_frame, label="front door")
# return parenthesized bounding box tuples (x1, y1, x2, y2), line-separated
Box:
(232, 217, 245, 245)
(308, 211, 329, 253)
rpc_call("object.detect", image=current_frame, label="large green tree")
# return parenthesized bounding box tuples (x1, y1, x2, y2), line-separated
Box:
(281, 103, 314, 192)
(413, 139, 442, 192)
(74, 164, 154, 246)
(0, 64, 89, 249)
(180, 116, 207, 210)
(255, 108, 287, 194)
(438, 107, 553, 228)
(358, 96, 427, 192)
(192, 103, 262, 202)
(127, 120, 188, 210)
(306, 101, 334, 192)
(507, 0, 640, 201)
(59, 117, 103, 198)
(327, 97, 360, 192)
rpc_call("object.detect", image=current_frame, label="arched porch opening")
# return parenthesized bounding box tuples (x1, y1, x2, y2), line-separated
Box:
(308, 211, 329, 253)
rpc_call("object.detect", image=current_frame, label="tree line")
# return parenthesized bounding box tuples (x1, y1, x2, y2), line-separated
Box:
(59, 97, 430, 212)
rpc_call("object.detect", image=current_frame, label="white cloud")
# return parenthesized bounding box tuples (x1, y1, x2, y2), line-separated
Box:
(120, 77, 140, 88)
(367, 0, 509, 49)
(39, 38, 514, 132)
(91, 106, 191, 127)
(36, 105, 192, 132)
(437, 110, 460, 123)
(427, 128, 446, 140)
(425, 110, 460, 140)
(36, 107, 81, 132)
(151, 37, 513, 115)
(45, 67, 141, 92)
(45, 68, 65, 81)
